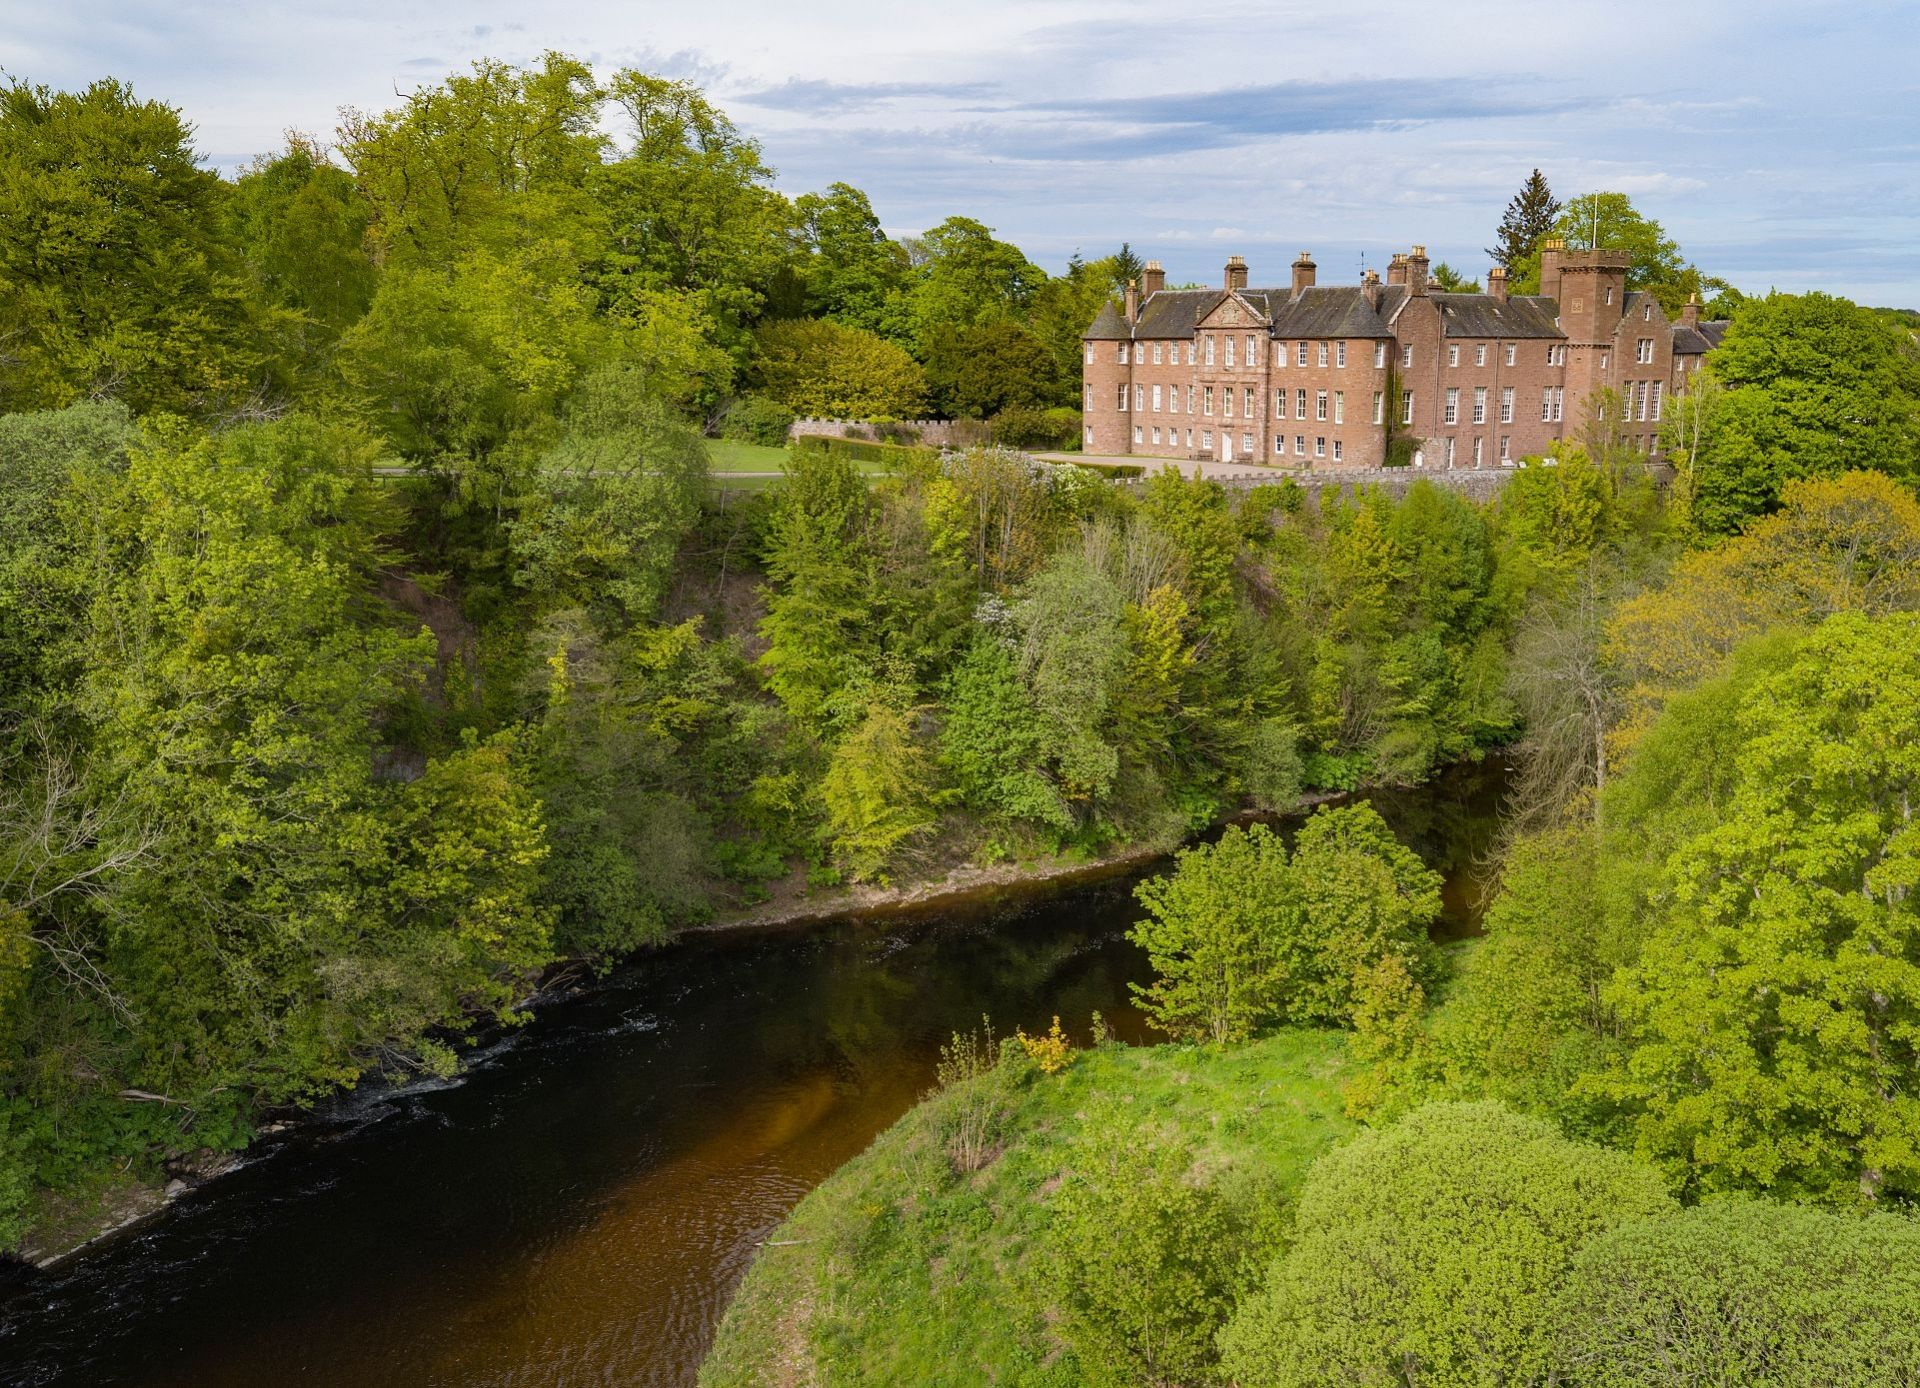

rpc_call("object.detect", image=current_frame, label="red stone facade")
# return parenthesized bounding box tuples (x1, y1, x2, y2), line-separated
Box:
(1082, 240, 1726, 469)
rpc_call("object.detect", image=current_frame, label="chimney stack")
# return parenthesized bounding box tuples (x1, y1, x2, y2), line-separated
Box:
(1142, 260, 1165, 296)
(1362, 268, 1381, 312)
(1291, 251, 1317, 296)
(1386, 252, 1408, 286)
(1224, 255, 1248, 292)
(1124, 278, 1139, 325)
(1682, 291, 1701, 328)
(1538, 236, 1567, 302)
(1407, 244, 1430, 297)
(1488, 266, 1508, 302)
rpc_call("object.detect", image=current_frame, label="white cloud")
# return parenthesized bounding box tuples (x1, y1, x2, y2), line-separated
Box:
(4, 0, 1915, 301)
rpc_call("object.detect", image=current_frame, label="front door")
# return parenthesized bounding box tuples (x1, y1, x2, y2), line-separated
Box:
(1220, 433, 1232, 462)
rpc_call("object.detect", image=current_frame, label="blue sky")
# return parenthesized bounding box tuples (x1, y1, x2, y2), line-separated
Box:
(7, 1, 1918, 303)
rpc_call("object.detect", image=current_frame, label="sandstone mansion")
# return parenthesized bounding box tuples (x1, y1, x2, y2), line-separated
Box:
(1080, 241, 1727, 468)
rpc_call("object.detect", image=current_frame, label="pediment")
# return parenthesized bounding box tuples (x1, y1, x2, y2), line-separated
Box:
(1196, 291, 1269, 329)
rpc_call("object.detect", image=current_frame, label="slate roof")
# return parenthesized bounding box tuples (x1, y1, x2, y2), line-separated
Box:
(1263, 285, 1398, 339)
(1132, 288, 1219, 339)
(1090, 284, 1404, 340)
(1085, 299, 1131, 340)
(1672, 319, 1731, 355)
(1429, 292, 1565, 339)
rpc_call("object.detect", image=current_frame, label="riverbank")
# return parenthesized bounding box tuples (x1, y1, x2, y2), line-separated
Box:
(699, 1029, 1355, 1387)
(699, 789, 1352, 936)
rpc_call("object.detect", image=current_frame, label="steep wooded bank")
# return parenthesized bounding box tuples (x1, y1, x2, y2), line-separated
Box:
(704, 474, 1920, 1388)
(3, 54, 1918, 1265)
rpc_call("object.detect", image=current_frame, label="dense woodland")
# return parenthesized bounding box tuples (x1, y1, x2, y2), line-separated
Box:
(1, 55, 1919, 1354)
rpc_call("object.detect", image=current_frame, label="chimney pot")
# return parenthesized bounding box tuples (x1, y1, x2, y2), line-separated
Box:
(1682, 292, 1701, 328)
(1488, 266, 1508, 302)
(1142, 259, 1165, 296)
(1223, 255, 1248, 292)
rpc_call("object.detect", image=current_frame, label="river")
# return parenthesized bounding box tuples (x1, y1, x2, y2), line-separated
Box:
(0, 760, 1504, 1387)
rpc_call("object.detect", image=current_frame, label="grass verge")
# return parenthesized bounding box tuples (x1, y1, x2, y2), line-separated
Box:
(699, 1029, 1353, 1388)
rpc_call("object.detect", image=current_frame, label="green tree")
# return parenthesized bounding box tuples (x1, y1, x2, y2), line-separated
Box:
(338, 53, 606, 265)
(1046, 1111, 1266, 1387)
(924, 320, 1062, 419)
(594, 70, 798, 344)
(225, 136, 377, 376)
(794, 182, 909, 334)
(757, 446, 876, 727)
(1428, 262, 1481, 293)
(820, 694, 941, 881)
(0, 402, 135, 712)
(0, 78, 272, 416)
(505, 363, 708, 622)
(752, 317, 927, 418)
(1511, 191, 1686, 302)
(899, 215, 1046, 355)
(1678, 292, 1920, 538)
(939, 632, 1068, 832)
(1130, 823, 1293, 1043)
(1553, 1200, 1920, 1386)
(1607, 611, 1920, 1204)
(1218, 1102, 1675, 1388)
(1487, 168, 1561, 273)
(1012, 552, 1127, 810)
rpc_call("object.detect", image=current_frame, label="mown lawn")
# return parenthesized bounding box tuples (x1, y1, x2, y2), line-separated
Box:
(699, 1030, 1354, 1388)
(704, 438, 899, 479)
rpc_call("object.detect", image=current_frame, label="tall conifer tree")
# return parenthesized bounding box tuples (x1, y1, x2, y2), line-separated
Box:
(1488, 169, 1561, 271)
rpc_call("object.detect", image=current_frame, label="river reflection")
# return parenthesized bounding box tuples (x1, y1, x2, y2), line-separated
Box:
(0, 759, 1505, 1388)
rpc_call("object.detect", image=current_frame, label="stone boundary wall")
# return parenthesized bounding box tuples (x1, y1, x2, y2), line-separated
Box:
(1117, 460, 1672, 505)
(790, 417, 959, 446)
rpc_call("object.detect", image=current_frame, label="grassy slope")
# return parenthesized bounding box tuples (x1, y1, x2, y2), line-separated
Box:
(700, 1030, 1354, 1388)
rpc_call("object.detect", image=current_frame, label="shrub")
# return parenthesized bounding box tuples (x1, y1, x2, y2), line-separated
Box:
(716, 394, 793, 447)
(1553, 1200, 1920, 1387)
(1218, 1101, 1675, 1388)
(1046, 1111, 1269, 1388)
(991, 405, 1077, 451)
(931, 1021, 1022, 1174)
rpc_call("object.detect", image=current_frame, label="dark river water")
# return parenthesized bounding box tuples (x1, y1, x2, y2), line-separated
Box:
(0, 761, 1504, 1388)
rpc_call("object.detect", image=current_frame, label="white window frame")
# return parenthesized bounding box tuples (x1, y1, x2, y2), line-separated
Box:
(1296, 389, 1307, 420)
(1224, 335, 1235, 368)
(1402, 344, 1414, 368)
(1473, 386, 1487, 425)
(1151, 384, 1162, 411)
(1444, 388, 1459, 425)
(1501, 387, 1514, 424)
(1133, 424, 1143, 444)
(1315, 435, 1326, 458)
(1119, 343, 1129, 364)
(1117, 384, 1129, 411)
(1315, 390, 1328, 422)
(1332, 438, 1344, 462)
(1205, 335, 1216, 367)
(1297, 342, 1309, 367)
(1334, 391, 1344, 424)
(1373, 391, 1384, 425)
(1402, 392, 1415, 426)
(1475, 344, 1487, 367)
(1336, 341, 1347, 368)
(1473, 436, 1484, 467)
(1448, 344, 1460, 367)
(1374, 342, 1388, 369)
(1504, 343, 1516, 366)
(1317, 342, 1328, 367)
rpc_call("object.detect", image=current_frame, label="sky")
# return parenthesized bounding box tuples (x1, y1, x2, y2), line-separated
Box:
(6, 1, 1918, 304)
